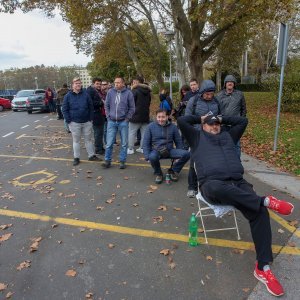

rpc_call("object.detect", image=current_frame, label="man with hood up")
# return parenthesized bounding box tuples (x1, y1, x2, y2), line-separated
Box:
(216, 75, 247, 157)
(102, 76, 135, 169)
(143, 109, 190, 184)
(127, 76, 151, 155)
(184, 79, 220, 198)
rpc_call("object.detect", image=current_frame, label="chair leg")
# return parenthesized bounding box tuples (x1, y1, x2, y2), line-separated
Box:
(196, 203, 208, 244)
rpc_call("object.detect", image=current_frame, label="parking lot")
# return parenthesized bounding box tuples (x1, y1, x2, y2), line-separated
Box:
(0, 111, 299, 300)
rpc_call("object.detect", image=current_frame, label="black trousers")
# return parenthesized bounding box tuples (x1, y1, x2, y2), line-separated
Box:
(188, 159, 198, 191)
(200, 178, 273, 264)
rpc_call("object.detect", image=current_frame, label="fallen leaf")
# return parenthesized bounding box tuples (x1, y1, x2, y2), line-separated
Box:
(232, 249, 245, 255)
(197, 228, 204, 233)
(132, 203, 139, 207)
(0, 224, 13, 230)
(86, 170, 93, 173)
(96, 206, 104, 211)
(51, 224, 58, 228)
(169, 262, 176, 269)
(0, 283, 7, 291)
(96, 176, 103, 180)
(17, 260, 31, 271)
(123, 176, 129, 180)
(116, 184, 121, 188)
(278, 228, 284, 234)
(173, 207, 181, 211)
(58, 192, 64, 197)
(30, 241, 39, 253)
(108, 243, 115, 249)
(0, 233, 13, 242)
(160, 249, 170, 256)
(146, 190, 153, 193)
(149, 185, 158, 190)
(6, 291, 13, 299)
(80, 228, 86, 232)
(65, 269, 77, 277)
(206, 256, 213, 261)
(242, 288, 250, 293)
(288, 241, 296, 247)
(157, 205, 167, 211)
(288, 220, 298, 227)
(152, 216, 163, 223)
(106, 198, 114, 204)
(86, 175, 92, 179)
(126, 248, 134, 253)
(65, 193, 76, 198)
(85, 293, 93, 299)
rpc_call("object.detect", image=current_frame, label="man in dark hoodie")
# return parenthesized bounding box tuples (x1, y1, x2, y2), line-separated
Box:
(143, 109, 190, 184)
(102, 76, 135, 169)
(62, 77, 100, 166)
(127, 76, 151, 154)
(185, 79, 220, 198)
(216, 75, 247, 157)
(177, 113, 294, 297)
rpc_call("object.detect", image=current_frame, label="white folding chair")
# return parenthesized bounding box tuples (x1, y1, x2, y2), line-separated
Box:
(195, 191, 241, 244)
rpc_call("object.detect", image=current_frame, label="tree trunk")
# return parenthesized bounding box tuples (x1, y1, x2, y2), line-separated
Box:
(155, 72, 165, 90)
(187, 51, 203, 82)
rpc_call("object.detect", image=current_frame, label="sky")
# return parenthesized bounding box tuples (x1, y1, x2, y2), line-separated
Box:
(0, 9, 91, 71)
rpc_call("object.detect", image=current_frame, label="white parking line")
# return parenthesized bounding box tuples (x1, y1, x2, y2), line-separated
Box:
(2, 132, 14, 137)
(21, 125, 29, 129)
(43, 116, 49, 118)
(34, 120, 40, 123)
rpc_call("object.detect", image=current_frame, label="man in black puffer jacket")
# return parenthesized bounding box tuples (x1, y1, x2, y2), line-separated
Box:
(127, 76, 151, 154)
(177, 114, 294, 297)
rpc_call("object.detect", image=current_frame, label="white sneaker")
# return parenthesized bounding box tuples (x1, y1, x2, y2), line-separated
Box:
(187, 190, 197, 198)
(127, 148, 134, 155)
(136, 147, 143, 153)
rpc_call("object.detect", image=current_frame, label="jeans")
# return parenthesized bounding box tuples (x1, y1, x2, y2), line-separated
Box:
(105, 120, 129, 162)
(68, 121, 95, 158)
(128, 122, 148, 149)
(48, 100, 56, 113)
(148, 148, 190, 175)
(93, 124, 105, 153)
(200, 179, 273, 264)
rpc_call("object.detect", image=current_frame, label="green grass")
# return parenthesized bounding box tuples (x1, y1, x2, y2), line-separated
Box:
(241, 92, 300, 175)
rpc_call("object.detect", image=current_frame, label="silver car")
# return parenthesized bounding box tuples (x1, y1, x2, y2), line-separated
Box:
(12, 89, 45, 112)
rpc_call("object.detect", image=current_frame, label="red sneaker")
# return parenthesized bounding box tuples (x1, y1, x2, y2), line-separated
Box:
(254, 263, 284, 297)
(266, 195, 294, 215)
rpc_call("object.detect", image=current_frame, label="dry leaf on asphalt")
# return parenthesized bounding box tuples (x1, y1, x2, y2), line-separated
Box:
(169, 262, 176, 269)
(232, 249, 245, 255)
(0, 283, 7, 291)
(126, 248, 134, 253)
(288, 220, 299, 227)
(0, 233, 13, 242)
(0, 224, 12, 230)
(106, 198, 114, 204)
(65, 269, 77, 277)
(85, 293, 93, 299)
(65, 193, 76, 198)
(116, 184, 121, 188)
(288, 241, 296, 247)
(278, 228, 285, 234)
(86, 175, 93, 179)
(206, 255, 213, 261)
(86, 170, 93, 173)
(108, 243, 115, 249)
(197, 228, 204, 233)
(30, 237, 42, 253)
(160, 249, 170, 256)
(152, 216, 163, 223)
(16, 260, 31, 271)
(157, 205, 167, 211)
(242, 288, 250, 293)
(6, 291, 13, 299)
(58, 192, 64, 197)
(132, 203, 139, 207)
(123, 176, 129, 180)
(147, 190, 153, 194)
(96, 206, 104, 211)
(173, 207, 181, 211)
(149, 185, 158, 190)
(51, 224, 58, 228)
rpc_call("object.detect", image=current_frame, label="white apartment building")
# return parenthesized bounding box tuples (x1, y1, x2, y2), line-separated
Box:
(75, 68, 92, 88)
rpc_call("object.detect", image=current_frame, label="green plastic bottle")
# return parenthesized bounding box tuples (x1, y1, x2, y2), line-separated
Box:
(188, 213, 198, 246)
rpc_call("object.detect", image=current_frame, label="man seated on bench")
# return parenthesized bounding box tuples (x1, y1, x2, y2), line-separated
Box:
(143, 109, 190, 184)
(177, 113, 294, 297)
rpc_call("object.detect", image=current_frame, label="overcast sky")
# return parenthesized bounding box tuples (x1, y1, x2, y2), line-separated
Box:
(0, 9, 91, 71)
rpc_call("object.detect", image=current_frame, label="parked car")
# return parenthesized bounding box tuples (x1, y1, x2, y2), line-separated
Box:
(0, 97, 12, 111)
(11, 89, 45, 112)
(26, 92, 49, 114)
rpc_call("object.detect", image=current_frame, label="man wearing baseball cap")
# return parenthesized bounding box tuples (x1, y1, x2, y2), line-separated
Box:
(177, 113, 294, 297)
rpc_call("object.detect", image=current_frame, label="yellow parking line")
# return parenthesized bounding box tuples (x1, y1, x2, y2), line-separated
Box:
(269, 210, 300, 237)
(0, 209, 299, 255)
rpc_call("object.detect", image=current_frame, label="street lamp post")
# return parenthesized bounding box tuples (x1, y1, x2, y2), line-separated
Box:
(34, 77, 38, 89)
(164, 31, 175, 99)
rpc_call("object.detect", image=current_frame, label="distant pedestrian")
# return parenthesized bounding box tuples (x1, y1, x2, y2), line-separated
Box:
(46, 87, 55, 113)
(127, 76, 151, 155)
(87, 78, 105, 155)
(102, 76, 135, 169)
(216, 74, 247, 157)
(98, 79, 109, 147)
(185, 78, 200, 101)
(56, 83, 69, 120)
(172, 84, 191, 120)
(159, 89, 172, 115)
(62, 77, 101, 166)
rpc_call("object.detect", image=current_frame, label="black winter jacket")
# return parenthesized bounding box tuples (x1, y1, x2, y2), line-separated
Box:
(177, 115, 248, 186)
(86, 86, 105, 126)
(130, 83, 151, 123)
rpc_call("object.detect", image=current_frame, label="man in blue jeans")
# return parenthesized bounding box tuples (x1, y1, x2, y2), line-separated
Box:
(102, 76, 135, 169)
(143, 109, 190, 183)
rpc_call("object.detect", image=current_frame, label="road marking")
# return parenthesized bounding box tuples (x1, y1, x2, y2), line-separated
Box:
(21, 125, 29, 129)
(14, 134, 72, 140)
(11, 170, 57, 187)
(43, 116, 48, 118)
(15, 134, 26, 140)
(35, 125, 64, 128)
(2, 132, 14, 137)
(34, 120, 40, 123)
(0, 208, 299, 255)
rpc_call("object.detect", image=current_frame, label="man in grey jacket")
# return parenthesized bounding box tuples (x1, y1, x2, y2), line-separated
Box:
(216, 75, 247, 156)
(102, 76, 135, 169)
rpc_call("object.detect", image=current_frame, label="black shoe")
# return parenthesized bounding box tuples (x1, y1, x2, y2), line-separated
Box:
(73, 158, 80, 166)
(88, 155, 102, 161)
(134, 141, 140, 147)
(119, 162, 126, 169)
(102, 160, 111, 168)
(95, 149, 105, 155)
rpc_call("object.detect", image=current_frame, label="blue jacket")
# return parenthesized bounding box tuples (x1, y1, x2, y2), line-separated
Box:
(105, 87, 135, 121)
(143, 121, 184, 160)
(62, 89, 94, 124)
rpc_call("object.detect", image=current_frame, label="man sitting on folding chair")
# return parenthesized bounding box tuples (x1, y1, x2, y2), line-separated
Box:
(143, 109, 190, 184)
(177, 113, 294, 297)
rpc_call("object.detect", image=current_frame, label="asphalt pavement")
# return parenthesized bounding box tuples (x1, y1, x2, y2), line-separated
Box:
(0, 110, 299, 300)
